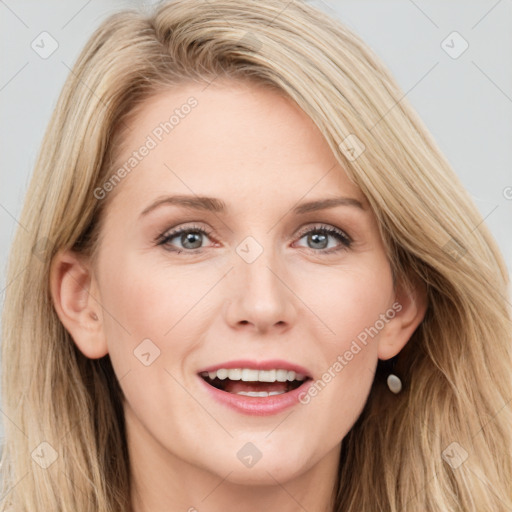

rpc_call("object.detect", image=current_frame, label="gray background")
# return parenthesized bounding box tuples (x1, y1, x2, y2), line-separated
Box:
(1, 0, 511, 441)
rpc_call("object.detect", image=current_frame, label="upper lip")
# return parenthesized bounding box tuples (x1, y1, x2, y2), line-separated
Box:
(197, 359, 313, 379)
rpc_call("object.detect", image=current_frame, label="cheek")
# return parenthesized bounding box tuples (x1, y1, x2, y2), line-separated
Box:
(297, 256, 394, 348)
(96, 252, 211, 369)
(294, 259, 393, 422)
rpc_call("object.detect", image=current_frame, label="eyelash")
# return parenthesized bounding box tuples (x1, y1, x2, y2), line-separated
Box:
(155, 223, 352, 255)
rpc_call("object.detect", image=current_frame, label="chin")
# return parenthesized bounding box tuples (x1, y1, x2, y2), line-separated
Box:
(201, 444, 314, 486)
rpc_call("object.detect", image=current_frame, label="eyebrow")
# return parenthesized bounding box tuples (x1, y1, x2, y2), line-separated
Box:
(139, 194, 365, 217)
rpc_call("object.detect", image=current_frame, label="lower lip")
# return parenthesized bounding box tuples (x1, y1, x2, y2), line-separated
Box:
(198, 376, 312, 416)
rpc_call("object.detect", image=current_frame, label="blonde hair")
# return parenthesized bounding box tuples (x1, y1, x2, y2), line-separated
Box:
(2, 0, 511, 510)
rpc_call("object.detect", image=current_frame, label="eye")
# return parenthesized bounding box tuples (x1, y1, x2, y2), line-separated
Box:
(156, 224, 215, 253)
(155, 223, 352, 255)
(294, 224, 352, 254)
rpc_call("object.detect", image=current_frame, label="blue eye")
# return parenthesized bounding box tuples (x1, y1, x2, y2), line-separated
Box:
(156, 223, 352, 254)
(156, 224, 213, 253)
(294, 225, 352, 253)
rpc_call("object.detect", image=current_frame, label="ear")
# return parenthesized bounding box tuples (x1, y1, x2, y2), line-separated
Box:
(50, 249, 108, 359)
(377, 275, 428, 360)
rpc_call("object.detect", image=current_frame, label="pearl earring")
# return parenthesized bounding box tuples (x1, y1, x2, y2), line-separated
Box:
(387, 373, 402, 394)
(386, 356, 402, 394)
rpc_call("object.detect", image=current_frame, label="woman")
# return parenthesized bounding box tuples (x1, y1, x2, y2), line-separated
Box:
(1, 0, 511, 510)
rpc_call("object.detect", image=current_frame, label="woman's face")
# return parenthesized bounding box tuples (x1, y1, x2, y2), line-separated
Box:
(85, 80, 406, 486)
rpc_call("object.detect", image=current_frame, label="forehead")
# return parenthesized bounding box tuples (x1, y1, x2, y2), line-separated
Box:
(104, 79, 366, 215)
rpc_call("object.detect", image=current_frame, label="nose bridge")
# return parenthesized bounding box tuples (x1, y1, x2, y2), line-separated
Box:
(237, 235, 283, 299)
(225, 233, 296, 330)
(241, 243, 280, 293)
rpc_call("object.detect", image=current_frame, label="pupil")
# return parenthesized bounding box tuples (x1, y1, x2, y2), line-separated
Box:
(182, 232, 202, 249)
(180, 231, 330, 250)
(310, 233, 327, 249)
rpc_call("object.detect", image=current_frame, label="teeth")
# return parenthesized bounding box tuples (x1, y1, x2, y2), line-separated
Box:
(227, 368, 242, 380)
(236, 391, 286, 397)
(275, 369, 288, 382)
(216, 368, 229, 380)
(286, 371, 296, 381)
(200, 368, 308, 382)
(241, 369, 259, 381)
(258, 369, 276, 382)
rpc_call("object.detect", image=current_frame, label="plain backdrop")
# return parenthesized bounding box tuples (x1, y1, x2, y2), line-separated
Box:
(0, 0, 511, 441)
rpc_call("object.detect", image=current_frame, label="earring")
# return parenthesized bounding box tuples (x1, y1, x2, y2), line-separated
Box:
(387, 373, 402, 394)
(386, 357, 402, 394)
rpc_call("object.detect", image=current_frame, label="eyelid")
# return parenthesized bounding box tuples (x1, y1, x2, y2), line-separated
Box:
(155, 222, 215, 245)
(295, 223, 352, 244)
(155, 221, 353, 254)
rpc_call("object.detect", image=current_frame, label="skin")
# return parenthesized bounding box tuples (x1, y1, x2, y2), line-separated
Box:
(51, 79, 426, 512)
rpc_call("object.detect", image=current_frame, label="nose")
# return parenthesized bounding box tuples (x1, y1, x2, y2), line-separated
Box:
(223, 246, 298, 334)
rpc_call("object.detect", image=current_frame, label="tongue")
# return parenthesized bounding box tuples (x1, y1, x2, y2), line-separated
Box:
(223, 380, 289, 394)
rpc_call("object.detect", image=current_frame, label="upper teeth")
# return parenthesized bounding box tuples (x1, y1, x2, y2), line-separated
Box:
(201, 368, 307, 382)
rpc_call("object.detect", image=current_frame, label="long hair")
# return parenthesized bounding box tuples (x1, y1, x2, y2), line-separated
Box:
(2, 1, 511, 510)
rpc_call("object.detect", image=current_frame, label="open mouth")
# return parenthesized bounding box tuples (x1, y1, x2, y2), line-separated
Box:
(199, 369, 311, 397)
